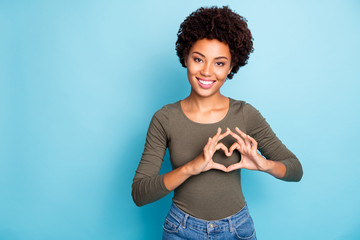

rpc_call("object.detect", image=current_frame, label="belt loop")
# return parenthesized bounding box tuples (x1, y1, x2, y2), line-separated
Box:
(228, 217, 233, 232)
(182, 214, 189, 229)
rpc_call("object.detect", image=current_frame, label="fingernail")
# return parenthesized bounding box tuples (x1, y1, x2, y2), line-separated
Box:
(235, 127, 239, 130)
(218, 127, 221, 131)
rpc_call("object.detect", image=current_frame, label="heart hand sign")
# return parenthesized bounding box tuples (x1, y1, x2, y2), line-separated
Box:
(186, 127, 268, 175)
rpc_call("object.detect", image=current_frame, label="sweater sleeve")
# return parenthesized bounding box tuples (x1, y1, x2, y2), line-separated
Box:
(131, 107, 171, 207)
(243, 103, 303, 182)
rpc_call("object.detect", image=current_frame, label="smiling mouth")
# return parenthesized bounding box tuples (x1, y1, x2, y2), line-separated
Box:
(196, 77, 216, 89)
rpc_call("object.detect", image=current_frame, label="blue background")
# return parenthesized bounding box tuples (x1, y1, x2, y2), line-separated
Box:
(1, 0, 359, 239)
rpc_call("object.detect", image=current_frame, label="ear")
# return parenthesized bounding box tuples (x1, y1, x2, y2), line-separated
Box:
(184, 56, 188, 67)
(227, 65, 233, 75)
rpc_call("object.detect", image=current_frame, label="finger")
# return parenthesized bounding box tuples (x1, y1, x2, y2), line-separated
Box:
(229, 142, 240, 155)
(235, 127, 251, 146)
(246, 135, 258, 152)
(212, 127, 230, 147)
(216, 128, 230, 142)
(211, 162, 228, 172)
(211, 128, 222, 145)
(235, 127, 247, 137)
(228, 129, 245, 145)
(206, 137, 212, 146)
(226, 162, 243, 172)
(215, 142, 230, 156)
(203, 137, 212, 152)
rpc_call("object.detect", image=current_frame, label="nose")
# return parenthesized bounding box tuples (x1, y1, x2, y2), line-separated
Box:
(200, 62, 213, 77)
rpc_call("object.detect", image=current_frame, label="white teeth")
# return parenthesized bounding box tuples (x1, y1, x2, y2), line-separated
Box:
(199, 80, 214, 85)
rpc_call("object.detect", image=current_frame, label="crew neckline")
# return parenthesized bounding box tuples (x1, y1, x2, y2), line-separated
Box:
(177, 98, 233, 126)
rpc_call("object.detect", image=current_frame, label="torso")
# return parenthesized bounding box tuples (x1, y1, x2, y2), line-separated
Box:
(167, 98, 246, 220)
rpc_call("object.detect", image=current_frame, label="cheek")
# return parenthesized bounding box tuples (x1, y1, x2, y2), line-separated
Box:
(214, 68, 230, 80)
(187, 64, 200, 76)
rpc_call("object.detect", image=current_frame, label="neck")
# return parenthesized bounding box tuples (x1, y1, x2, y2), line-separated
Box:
(184, 90, 228, 111)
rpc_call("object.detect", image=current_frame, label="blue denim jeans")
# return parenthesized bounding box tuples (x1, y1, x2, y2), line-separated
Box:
(162, 202, 257, 239)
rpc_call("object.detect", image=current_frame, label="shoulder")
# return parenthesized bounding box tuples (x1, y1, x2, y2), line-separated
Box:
(150, 101, 182, 132)
(152, 101, 180, 120)
(230, 98, 258, 114)
(229, 98, 266, 129)
(148, 101, 181, 138)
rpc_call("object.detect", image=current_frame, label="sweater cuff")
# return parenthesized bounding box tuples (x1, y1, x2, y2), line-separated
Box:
(160, 174, 172, 193)
(280, 158, 303, 182)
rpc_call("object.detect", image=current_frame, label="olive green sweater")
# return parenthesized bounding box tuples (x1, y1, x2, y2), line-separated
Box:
(132, 98, 303, 220)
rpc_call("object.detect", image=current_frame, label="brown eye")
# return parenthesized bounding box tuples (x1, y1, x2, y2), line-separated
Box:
(194, 57, 202, 63)
(215, 62, 225, 66)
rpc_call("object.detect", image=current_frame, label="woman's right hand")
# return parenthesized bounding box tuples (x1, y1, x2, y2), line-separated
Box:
(185, 127, 230, 176)
(163, 128, 230, 191)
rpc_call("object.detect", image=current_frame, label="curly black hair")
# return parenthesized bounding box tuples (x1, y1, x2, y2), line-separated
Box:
(176, 6, 254, 79)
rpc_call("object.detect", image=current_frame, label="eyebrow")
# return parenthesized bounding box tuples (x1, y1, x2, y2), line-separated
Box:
(192, 51, 229, 60)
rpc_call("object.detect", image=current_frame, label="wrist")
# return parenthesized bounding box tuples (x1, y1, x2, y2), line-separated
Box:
(258, 155, 273, 172)
(255, 154, 287, 178)
(181, 163, 194, 177)
(183, 153, 204, 176)
(182, 158, 200, 177)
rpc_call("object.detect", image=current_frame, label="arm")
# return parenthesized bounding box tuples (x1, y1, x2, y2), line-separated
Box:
(226, 127, 287, 179)
(260, 157, 287, 179)
(132, 109, 229, 206)
(164, 128, 230, 191)
(245, 103, 303, 182)
(131, 108, 171, 207)
(226, 103, 302, 182)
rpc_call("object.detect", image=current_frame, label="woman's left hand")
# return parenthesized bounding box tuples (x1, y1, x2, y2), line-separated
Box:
(226, 127, 269, 172)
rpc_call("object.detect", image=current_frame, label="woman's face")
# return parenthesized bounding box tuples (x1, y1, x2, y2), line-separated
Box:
(185, 38, 232, 98)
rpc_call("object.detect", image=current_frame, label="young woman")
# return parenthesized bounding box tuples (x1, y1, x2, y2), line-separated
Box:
(132, 6, 303, 239)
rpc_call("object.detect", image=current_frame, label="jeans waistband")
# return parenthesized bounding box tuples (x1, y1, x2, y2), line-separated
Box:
(168, 202, 250, 232)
